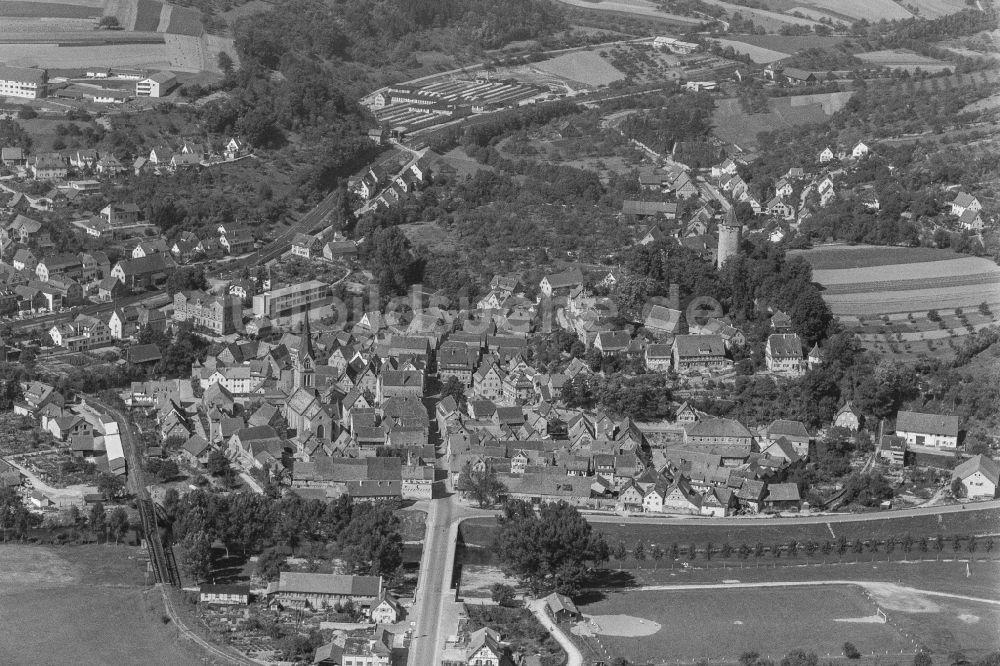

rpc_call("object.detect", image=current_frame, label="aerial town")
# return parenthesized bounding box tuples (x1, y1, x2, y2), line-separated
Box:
(0, 0, 998, 665)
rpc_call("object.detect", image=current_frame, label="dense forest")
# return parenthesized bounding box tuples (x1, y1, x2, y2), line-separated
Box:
(618, 93, 716, 160)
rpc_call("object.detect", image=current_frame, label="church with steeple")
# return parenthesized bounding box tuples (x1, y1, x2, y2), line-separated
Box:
(284, 314, 335, 444)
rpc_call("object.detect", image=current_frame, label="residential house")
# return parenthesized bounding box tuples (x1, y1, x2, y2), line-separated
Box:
(763, 420, 811, 457)
(851, 141, 870, 159)
(672, 335, 728, 373)
(763, 483, 801, 512)
(220, 228, 254, 255)
(952, 455, 999, 499)
(110, 253, 177, 291)
(949, 192, 982, 218)
(765, 333, 804, 374)
(834, 402, 862, 431)
(644, 305, 681, 340)
(539, 268, 584, 297)
(684, 418, 755, 450)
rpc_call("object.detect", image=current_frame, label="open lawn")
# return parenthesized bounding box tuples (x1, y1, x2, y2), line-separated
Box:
(0, 545, 204, 665)
(790, 245, 969, 270)
(552, 0, 702, 25)
(534, 50, 625, 87)
(459, 508, 1000, 556)
(906, 0, 970, 17)
(576, 585, 912, 662)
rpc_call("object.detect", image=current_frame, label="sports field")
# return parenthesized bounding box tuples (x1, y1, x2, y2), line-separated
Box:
(0, 545, 203, 666)
(534, 50, 625, 87)
(577, 585, 912, 662)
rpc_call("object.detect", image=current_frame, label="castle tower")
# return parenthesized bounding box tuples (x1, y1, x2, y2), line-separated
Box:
(717, 205, 741, 269)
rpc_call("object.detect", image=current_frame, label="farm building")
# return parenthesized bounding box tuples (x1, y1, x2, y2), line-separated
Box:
(267, 572, 382, 610)
(136, 72, 177, 98)
(0, 65, 47, 99)
(894, 410, 959, 450)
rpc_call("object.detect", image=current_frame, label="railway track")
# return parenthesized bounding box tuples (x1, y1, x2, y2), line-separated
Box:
(89, 397, 181, 587)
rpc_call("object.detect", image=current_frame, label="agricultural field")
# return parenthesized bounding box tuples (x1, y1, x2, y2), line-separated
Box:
(533, 50, 625, 88)
(713, 38, 790, 64)
(0, 41, 172, 70)
(856, 49, 952, 72)
(0, 545, 204, 666)
(712, 92, 853, 148)
(798, 246, 1000, 317)
(596, 44, 686, 84)
(900, 0, 969, 18)
(813, 256, 1000, 286)
(808, 0, 912, 20)
(0, 2, 100, 18)
(133, 0, 164, 32)
(553, 0, 702, 25)
(700, 0, 821, 31)
(575, 585, 915, 662)
(724, 34, 846, 54)
(790, 245, 968, 270)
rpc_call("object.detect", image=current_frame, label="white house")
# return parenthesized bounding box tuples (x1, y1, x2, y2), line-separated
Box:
(136, 72, 177, 98)
(894, 410, 959, 449)
(818, 146, 835, 163)
(851, 141, 870, 158)
(952, 455, 998, 499)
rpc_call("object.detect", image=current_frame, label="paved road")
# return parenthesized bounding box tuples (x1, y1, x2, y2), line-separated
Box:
(408, 494, 457, 666)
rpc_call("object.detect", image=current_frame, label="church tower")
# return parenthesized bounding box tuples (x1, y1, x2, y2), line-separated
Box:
(292, 314, 315, 390)
(717, 205, 741, 269)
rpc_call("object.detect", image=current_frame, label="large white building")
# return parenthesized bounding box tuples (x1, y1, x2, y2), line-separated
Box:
(252, 280, 329, 319)
(0, 65, 47, 99)
(136, 72, 177, 98)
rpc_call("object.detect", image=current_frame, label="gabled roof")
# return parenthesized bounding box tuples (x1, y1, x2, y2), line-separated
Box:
(953, 455, 999, 485)
(895, 411, 959, 437)
(674, 334, 725, 357)
(686, 417, 753, 439)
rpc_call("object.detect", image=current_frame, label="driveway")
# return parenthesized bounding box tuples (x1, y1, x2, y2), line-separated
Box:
(528, 598, 584, 666)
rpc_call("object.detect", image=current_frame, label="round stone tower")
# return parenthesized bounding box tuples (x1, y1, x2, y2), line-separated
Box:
(717, 205, 741, 269)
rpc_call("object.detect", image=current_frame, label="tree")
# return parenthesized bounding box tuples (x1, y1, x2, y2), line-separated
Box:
(633, 540, 646, 566)
(108, 506, 129, 544)
(90, 502, 107, 541)
(338, 503, 403, 580)
(951, 477, 964, 498)
(914, 650, 933, 666)
(650, 544, 664, 568)
(217, 51, 234, 76)
(207, 450, 234, 479)
(781, 650, 818, 666)
(255, 547, 287, 581)
(843, 643, 861, 659)
(494, 500, 608, 595)
(97, 473, 126, 500)
(612, 541, 628, 569)
(181, 530, 213, 582)
(490, 583, 517, 607)
(165, 266, 208, 297)
(0, 379, 24, 411)
(440, 375, 467, 408)
(456, 462, 507, 508)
